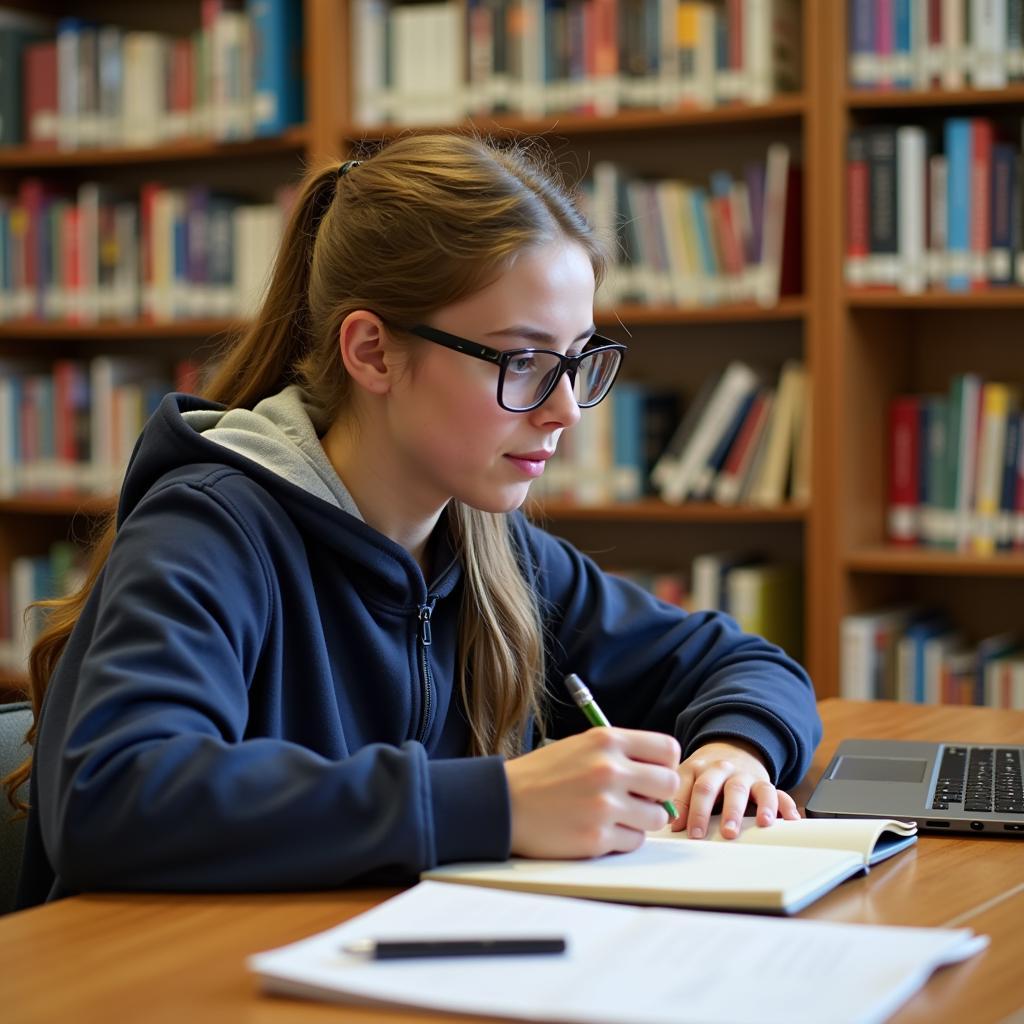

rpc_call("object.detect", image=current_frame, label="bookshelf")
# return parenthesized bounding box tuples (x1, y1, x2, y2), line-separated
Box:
(817, 3, 1024, 706)
(0, 0, 854, 702)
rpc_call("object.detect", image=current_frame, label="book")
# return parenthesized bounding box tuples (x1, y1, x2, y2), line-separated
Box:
(249, 879, 987, 1024)
(423, 816, 918, 916)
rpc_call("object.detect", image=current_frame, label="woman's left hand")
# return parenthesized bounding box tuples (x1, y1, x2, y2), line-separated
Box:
(670, 739, 800, 839)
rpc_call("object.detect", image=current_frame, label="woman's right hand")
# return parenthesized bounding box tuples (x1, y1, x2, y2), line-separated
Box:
(503, 728, 681, 858)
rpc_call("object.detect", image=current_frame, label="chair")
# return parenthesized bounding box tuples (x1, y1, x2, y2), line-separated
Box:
(0, 701, 31, 915)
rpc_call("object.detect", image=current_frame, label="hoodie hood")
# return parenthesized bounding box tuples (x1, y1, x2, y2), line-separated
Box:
(180, 384, 363, 518)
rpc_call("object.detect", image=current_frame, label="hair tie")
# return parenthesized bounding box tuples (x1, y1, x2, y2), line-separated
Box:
(337, 160, 362, 180)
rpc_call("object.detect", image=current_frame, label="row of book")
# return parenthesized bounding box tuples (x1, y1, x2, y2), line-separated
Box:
(350, 0, 801, 125)
(531, 382, 680, 504)
(0, 541, 86, 672)
(846, 118, 1024, 293)
(848, 0, 1024, 92)
(841, 605, 1023, 708)
(612, 555, 803, 655)
(888, 375, 1024, 553)
(0, 1, 304, 150)
(0, 356, 199, 497)
(649, 358, 809, 507)
(583, 143, 802, 310)
(0, 180, 292, 323)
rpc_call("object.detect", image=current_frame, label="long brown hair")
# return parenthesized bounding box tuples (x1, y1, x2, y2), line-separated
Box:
(4, 133, 607, 809)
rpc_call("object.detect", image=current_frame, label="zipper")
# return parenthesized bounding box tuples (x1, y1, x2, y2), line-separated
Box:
(415, 597, 437, 743)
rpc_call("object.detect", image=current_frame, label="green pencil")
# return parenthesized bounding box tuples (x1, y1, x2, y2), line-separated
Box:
(563, 673, 678, 819)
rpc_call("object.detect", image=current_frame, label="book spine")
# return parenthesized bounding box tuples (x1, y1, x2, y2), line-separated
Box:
(888, 395, 921, 545)
(846, 130, 870, 286)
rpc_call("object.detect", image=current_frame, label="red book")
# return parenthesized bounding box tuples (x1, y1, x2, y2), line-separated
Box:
(63, 204, 81, 324)
(139, 182, 161, 321)
(52, 360, 78, 464)
(778, 163, 803, 298)
(16, 178, 46, 320)
(712, 192, 745, 278)
(846, 131, 869, 286)
(170, 37, 194, 136)
(970, 119, 993, 290)
(23, 39, 57, 151)
(888, 395, 921, 545)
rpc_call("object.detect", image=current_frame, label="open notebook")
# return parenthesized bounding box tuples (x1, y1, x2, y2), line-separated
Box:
(422, 816, 917, 915)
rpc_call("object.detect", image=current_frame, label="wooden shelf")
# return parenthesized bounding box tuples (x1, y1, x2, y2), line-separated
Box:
(0, 494, 116, 517)
(847, 288, 1024, 309)
(846, 85, 1024, 110)
(345, 95, 806, 142)
(0, 318, 243, 341)
(0, 302, 805, 342)
(599, 297, 806, 325)
(0, 125, 309, 169)
(532, 499, 807, 523)
(846, 547, 1024, 577)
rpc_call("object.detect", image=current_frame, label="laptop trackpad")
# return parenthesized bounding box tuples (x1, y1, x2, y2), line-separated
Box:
(831, 756, 929, 783)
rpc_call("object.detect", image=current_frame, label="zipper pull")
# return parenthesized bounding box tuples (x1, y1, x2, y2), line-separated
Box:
(418, 602, 434, 646)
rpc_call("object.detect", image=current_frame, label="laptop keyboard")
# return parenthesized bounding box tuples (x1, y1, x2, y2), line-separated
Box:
(932, 746, 1024, 814)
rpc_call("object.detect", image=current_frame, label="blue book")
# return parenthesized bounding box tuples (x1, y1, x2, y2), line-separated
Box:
(848, 0, 875, 88)
(247, 0, 305, 136)
(899, 614, 950, 703)
(689, 187, 718, 281)
(944, 118, 973, 292)
(892, 0, 912, 89)
(611, 382, 643, 501)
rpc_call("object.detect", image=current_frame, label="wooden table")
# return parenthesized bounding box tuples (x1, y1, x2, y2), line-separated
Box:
(5, 699, 1024, 1024)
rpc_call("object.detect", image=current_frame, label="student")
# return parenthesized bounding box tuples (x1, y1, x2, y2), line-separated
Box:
(7, 134, 821, 907)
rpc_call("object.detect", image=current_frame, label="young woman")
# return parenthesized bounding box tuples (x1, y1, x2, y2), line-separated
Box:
(8, 134, 821, 907)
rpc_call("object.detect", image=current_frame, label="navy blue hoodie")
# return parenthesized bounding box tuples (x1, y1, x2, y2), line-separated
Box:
(17, 392, 821, 907)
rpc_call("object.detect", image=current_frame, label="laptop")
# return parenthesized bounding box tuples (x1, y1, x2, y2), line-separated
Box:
(805, 738, 1024, 836)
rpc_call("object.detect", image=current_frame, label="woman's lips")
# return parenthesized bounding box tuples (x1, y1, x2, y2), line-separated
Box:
(504, 450, 553, 478)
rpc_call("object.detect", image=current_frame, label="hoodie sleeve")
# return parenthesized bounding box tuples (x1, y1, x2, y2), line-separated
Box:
(33, 475, 509, 897)
(513, 516, 821, 789)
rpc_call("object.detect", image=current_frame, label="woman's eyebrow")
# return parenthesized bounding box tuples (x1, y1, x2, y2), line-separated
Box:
(484, 324, 597, 344)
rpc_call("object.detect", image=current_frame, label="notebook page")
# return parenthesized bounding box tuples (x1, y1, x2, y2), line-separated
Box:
(654, 815, 918, 865)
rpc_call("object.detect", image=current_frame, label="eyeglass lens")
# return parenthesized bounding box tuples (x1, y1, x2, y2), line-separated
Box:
(502, 348, 621, 411)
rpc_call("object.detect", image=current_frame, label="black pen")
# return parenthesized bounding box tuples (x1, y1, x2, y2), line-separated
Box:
(344, 937, 567, 959)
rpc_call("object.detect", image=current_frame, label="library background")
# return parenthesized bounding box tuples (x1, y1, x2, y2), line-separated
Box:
(0, 0, 1022, 710)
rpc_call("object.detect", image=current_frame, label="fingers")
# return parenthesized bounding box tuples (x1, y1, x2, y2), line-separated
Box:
(613, 727, 682, 768)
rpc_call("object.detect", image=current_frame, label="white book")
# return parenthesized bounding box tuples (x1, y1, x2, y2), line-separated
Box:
(755, 142, 791, 307)
(927, 154, 948, 285)
(250, 879, 987, 1024)
(691, 551, 751, 611)
(897, 126, 927, 295)
(942, 0, 967, 90)
(840, 606, 917, 701)
(970, 0, 1007, 89)
(351, 0, 391, 125)
(954, 373, 982, 552)
(747, 359, 804, 506)
(658, 361, 760, 505)
(121, 32, 166, 148)
(654, 181, 700, 307)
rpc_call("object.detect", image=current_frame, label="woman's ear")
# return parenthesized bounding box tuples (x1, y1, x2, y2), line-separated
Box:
(339, 311, 393, 395)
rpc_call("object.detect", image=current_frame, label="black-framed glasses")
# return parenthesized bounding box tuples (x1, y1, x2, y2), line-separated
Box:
(406, 324, 627, 413)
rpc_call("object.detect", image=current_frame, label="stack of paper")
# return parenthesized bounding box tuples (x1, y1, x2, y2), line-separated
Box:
(249, 881, 987, 1024)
